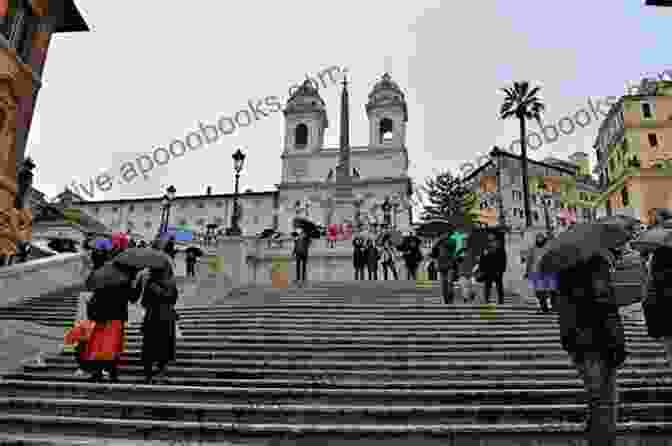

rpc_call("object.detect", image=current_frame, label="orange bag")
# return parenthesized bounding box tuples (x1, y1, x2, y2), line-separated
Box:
(64, 320, 96, 346)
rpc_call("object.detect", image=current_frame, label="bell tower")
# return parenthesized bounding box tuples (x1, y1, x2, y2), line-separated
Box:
(365, 73, 408, 148)
(282, 79, 328, 154)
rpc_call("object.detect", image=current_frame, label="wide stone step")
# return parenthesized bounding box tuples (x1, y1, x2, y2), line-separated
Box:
(2, 379, 670, 406)
(13, 365, 672, 383)
(1, 397, 669, 426)
(7, 371, 672, 390)
(3, 414, 672, 444)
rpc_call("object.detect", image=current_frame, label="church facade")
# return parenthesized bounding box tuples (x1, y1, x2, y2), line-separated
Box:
(69, 73, 415, 240)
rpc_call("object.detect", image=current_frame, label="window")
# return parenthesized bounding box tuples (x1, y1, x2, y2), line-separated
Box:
(295, 123, 308, 148)
(216, 201, 224, 208)
(642, 102, 653, 119)
(144, 205, 152, 212)
(128, 204, 135, 212)
(94, 207, 100, 214)
(648, 133, 658, 148)
(512, 190, 522, 201)
(254, 199, 262, 208)
(180, 202, 188, 209)
(112, 207, 119, 212)
(197, 202, 205, 209)
(253, 216, 260, 225)
(379, 118, 394, 143)
(144, 221, 152, 229)
(196, 218, 205, 226)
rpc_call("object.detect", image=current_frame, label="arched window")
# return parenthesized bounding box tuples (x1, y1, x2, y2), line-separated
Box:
(379, 118, 394, 144)
(295, 123, 308, 148)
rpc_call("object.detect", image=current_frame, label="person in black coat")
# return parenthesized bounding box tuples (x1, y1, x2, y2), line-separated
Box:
(478, 232, 507, 304)
(365, 239, 380, 280)
(136, 267, 179, 384)
(352, 237, 366, 280)
(556, 252, 625, 446)
(403, 238, 423, 280)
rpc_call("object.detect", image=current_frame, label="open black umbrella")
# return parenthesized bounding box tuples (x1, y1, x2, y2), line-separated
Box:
(538, 222, 631, 274)
(596, 215, 641, 232)
(259, 228, 276, 239)
(186, 246, 204, 257)
(113, 247, 173, 273)
(292, 217, 321, 239)
(631, 226, 672, 253)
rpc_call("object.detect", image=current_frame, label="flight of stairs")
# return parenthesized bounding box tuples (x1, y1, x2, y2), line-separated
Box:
(0, 285, 84, 329)
(0, 281, 670, 445)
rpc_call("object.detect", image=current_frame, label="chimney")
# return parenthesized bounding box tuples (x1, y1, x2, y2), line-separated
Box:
(206, 186, 212, 196)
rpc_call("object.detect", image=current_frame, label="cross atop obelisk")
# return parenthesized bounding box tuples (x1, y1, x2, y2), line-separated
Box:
(336, 74, 351, 183)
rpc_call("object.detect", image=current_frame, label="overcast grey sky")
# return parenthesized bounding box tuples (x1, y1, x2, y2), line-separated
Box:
(29, 1, 672, 203)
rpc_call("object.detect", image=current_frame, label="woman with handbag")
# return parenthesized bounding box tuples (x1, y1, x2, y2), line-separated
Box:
(136, 267, 180, 384)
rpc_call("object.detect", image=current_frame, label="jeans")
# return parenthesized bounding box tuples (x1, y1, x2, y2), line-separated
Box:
(368, 265, 378, 280)
(440, 270, 455, 303)
(572, 352, 619, 446)
(295, 255, 307, 282)
(483, 272, 504, 304)
(186, 262, 195, 277)
(354, 267, 365, 280)
(382, 262, 398, 280)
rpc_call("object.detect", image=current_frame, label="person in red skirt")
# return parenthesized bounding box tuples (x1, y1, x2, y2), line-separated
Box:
(81, 268, 141, 383)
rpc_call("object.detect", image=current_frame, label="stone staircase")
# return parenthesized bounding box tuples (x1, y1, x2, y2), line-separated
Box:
(0, 285, 84, 328)
(0, 281, 671, 444)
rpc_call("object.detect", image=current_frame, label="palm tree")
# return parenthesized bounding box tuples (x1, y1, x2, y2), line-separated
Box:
(500, 81, 545, 227)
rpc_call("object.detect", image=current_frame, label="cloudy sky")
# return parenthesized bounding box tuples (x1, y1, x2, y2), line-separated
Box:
(29, 0, 672, 204)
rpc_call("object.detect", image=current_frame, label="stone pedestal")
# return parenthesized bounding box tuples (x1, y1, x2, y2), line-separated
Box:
(213, 236, 249, 294)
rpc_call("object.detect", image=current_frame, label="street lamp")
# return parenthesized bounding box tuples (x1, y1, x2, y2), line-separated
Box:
(158, 185, 176, 237)
(538, 182, 553, 236)
(228, 148, 246, 236)
(354, 193, 365, 231)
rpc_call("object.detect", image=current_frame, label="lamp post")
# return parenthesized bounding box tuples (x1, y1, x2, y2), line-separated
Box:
(229, 148, 246, 236)
(538, 182, 553, 236)
(354, 193, 364, 232)
(158, 185, 176, 238)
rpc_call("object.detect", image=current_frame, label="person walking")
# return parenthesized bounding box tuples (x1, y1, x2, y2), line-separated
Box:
(365, 239, 380, 280)
(380, 239, 399, 280)
(352, 237, 366, 280)
(403, 237, 423, 280)
(525, 233, 553, 313)
(136, 267, 179, 384)
(479, 232, 507, 304)
(292, 229, 311, 287)
(430, 231, 462, 304)
(164, 236, 177, 266)
(185, 250, 197, 278)
(81, 266, 140, 383)
(556, 252, 626, 446)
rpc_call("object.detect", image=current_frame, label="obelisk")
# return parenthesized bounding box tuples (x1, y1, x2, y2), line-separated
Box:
(331, 76, 355, 225)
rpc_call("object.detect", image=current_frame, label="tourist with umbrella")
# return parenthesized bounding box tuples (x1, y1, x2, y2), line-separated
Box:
(400, 233, 423, 280)
(631, 219, 672, 367)
(82, 260, 143, 382)
(538, 221, 631, 445)
(185, 246, 203, 278)
(430, 230, 467, 304)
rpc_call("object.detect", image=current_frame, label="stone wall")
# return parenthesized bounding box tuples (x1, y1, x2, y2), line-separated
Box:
(0, 252, 91, 306)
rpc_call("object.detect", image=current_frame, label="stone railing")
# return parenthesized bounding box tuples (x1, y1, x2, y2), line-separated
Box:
(0, 251, 91, 307)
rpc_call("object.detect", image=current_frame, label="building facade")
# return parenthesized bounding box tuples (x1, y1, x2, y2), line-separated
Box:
(0, 0, 88, 257)
(463, 148, 601, 231)
(594, 78, 672, 224)
(71, 73, 415, 240)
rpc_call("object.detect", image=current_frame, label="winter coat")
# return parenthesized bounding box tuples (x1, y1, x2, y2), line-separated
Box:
(479, 246, 507, 276)
(431, 235, 458, 272)
(556, 254, 627, 368)
(87, 283, 140, 323)
(293, 235, 311, 258)
(643, 246, 672, 339)
(140, 275, 179, 364)
(353, 240, 366, 268)
(366, 245, 380, 269)
(403, 247, 423, 267)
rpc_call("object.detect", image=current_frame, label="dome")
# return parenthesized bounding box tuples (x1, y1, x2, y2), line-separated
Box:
(286, 79, 326, 106)
(369, 73, 404, 99)
(284, 79, 328, 122)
